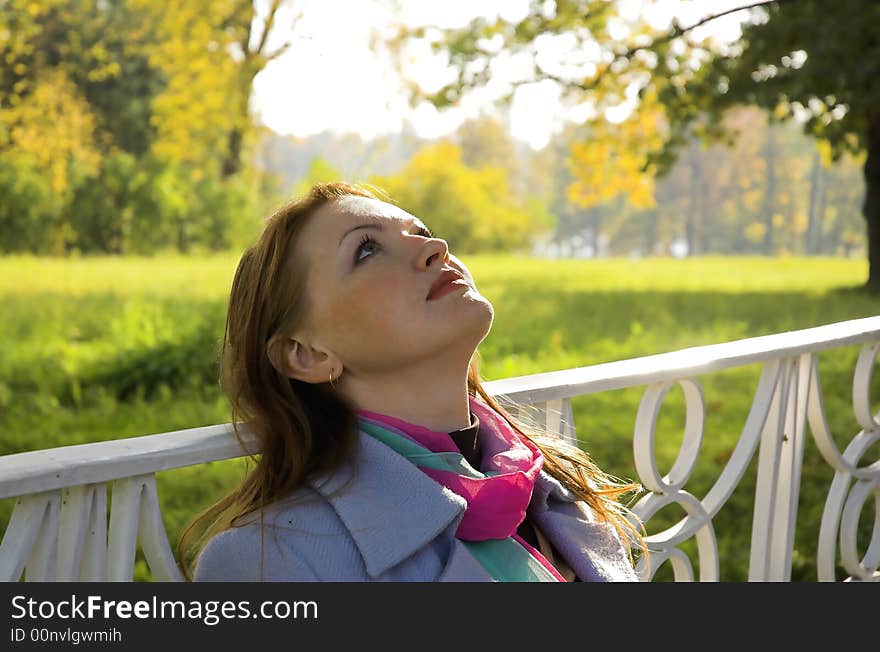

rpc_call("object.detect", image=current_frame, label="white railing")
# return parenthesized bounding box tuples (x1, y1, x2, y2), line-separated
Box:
(1, 316, 879, 582)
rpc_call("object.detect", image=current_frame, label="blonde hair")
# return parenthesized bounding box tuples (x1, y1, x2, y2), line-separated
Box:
(177, 182, 647, 580)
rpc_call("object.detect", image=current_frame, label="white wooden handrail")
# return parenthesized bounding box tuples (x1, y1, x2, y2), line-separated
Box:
(1, 315, 879, 581)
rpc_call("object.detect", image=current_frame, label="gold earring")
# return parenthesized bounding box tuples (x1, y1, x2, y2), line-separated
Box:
(329, 368, 337, 389)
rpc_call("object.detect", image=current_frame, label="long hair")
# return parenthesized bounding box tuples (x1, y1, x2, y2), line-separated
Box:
(176, 182, 647, 580)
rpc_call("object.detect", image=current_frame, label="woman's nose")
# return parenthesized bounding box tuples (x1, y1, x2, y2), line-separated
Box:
(418, 237, 449, 269)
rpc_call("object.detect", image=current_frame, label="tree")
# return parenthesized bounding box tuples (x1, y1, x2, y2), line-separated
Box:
(371, 141, 554, 253)
(385, 1, 664, 193)
(567, 89, 664, 214)
(0, 0, 164, 158)
(293, 157, 342, 196)
(652, 0, 879, 284)
(388, 0, 879, 286)
(0, 153, 59, 254)
(454, 114, 523, 193)
(0, 0, 288, 254)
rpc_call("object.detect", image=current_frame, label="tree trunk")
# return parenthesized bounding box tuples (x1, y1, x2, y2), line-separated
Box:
(588, 207, 602, 257)
(645, 209, 658, 255)
(221, 68, 254, 179)
(687, 146, 700, 255)
(221, 1, 264, 181)
(222, 125, 244, 178)
(806, 149, 822, 255)
(698, 169, 710, 254)
(762, 129, 777, 255)
(864, 113, 880, 289)
(816, 172, 827, 253)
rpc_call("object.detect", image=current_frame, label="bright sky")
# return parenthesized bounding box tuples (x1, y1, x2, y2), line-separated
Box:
(252, 0, 752, 149)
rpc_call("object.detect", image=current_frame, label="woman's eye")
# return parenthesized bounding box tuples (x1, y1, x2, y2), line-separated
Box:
(353, 227, 433, 266)
(354, 234, 379, 265)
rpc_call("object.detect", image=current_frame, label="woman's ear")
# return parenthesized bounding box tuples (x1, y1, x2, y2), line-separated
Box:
(280, 337, 335, 384)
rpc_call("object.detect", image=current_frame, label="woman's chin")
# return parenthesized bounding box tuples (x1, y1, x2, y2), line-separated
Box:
(459, 298, 495, 344)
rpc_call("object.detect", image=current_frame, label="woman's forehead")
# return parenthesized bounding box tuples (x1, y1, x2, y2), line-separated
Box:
(309, 196, 423, 242)
(332, 195, 411, 222)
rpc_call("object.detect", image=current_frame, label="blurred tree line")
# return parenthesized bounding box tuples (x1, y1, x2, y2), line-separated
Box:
(264, 106, 865, 258)
(0, 0, 871, 262)
(536, 105, 865, 258)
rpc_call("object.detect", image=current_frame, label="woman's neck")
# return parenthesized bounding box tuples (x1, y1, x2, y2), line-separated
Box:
(343, 365, 473, 433)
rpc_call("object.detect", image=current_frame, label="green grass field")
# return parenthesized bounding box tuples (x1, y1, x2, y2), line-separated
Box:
(1, 253, 878, 581)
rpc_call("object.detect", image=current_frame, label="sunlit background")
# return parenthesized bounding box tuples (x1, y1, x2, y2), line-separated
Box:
(255, 0, 747, 146)
(1, 0, 878, 582)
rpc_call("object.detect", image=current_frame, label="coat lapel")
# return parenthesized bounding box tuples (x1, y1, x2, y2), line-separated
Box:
(307, 433, 467, 578)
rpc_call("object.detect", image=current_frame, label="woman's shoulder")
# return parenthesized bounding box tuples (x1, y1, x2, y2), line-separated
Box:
(192, 485, 353, 581)
(192, 434, 469, 581)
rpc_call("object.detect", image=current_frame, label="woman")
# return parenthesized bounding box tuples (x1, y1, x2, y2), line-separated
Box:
(180, 182, 645, 582)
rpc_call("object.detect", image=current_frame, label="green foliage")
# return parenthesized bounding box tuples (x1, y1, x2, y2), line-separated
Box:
(68, 151, 140, 254)
(392, 0, 621, 109)
(0, 153, 60, 253)
(0, 0, 162, 157)
(6, 147, 272, 256)
(0, 254, 877, 581)
(372, 141, 555, 253)
(653, 0, 880, 167)
(0, 0, 286, 256)
(293, 157, 343, 197)
(196, 170, 270, 252)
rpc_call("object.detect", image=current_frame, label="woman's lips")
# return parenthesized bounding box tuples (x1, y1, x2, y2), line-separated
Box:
(425, 267, 467, 301)
(426, 278, 469, 301)
(427, 268, 464, 300)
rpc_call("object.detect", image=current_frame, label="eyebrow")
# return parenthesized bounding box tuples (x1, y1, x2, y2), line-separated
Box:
(338, 216, 428, 247)
(338, 216, 386, 247)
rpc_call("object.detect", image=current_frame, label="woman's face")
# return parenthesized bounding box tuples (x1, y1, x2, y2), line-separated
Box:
(288, 195, 494, 381)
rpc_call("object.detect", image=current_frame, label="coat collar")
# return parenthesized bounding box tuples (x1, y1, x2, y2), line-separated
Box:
(306, 433, 465, 577)
(304, 432, 579, 578)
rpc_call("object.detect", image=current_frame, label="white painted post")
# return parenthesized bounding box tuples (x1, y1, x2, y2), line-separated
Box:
(766, 353, 811, 581)
(107, 476, 144, 581)
(749, 360, 789, 580)
(25, 492, 60, 581)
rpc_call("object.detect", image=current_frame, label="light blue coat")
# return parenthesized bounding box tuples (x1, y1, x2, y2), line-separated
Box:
(193, 432, 638, 582)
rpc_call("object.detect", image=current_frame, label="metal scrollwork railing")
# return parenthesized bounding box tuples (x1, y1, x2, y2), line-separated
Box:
(619, 342, 880, 582)
(630, 376, 718, 581)
(814, 343, 880, 581)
